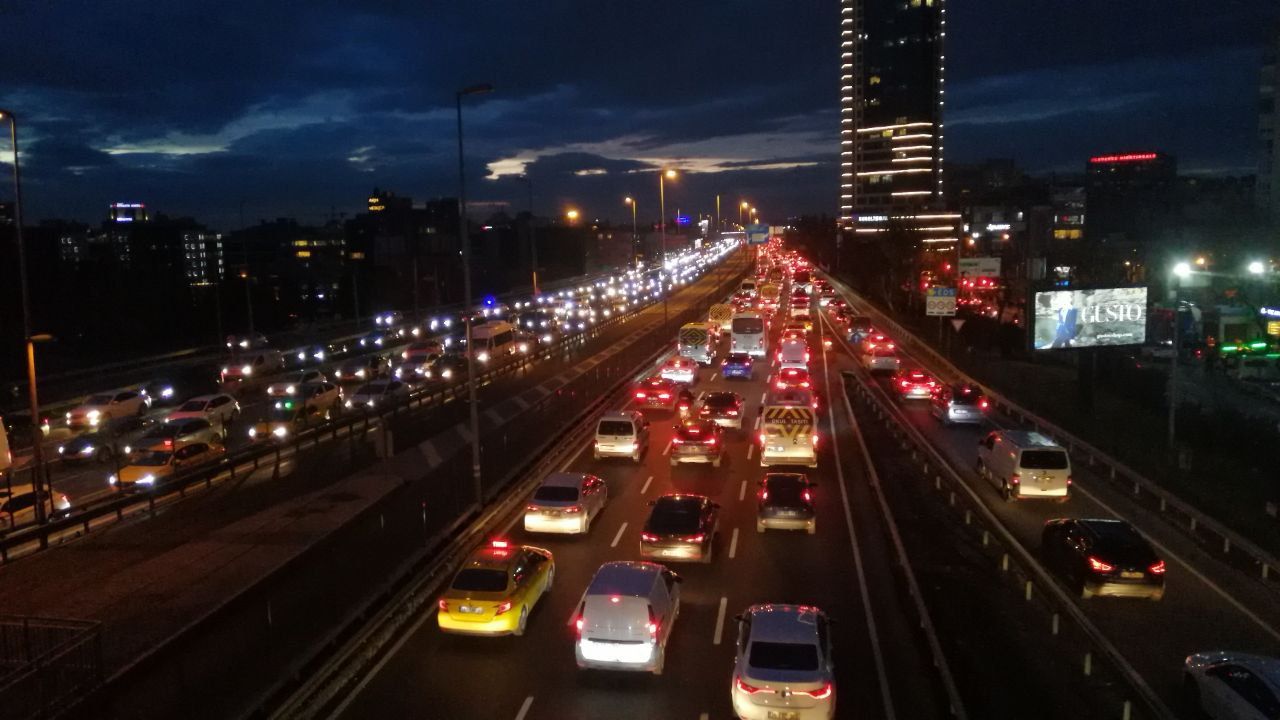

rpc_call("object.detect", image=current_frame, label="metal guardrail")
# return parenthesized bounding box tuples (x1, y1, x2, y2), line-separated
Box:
(823, 273, 1280, 591)
(0, 255, 747, 564)
(0, 615, 103, 720)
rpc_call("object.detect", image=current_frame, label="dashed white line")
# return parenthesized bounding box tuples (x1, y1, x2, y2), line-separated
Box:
(759, 391, 767, 404)
(711, 372, 719, 381)
(662, 441, 672, 456)
(729, 528, 739, 559)
(746, 444, 755, 461)
(713, 596, 729, 645)
(738, 480, 747, 501)
(610, 522, 628, 548)
(640, 475, 653, 494)
(514, 696, 534, 720)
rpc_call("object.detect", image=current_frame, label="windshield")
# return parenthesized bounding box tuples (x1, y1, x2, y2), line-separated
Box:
(178, 400, 207, 412)
(533, 486, 579, 502)
(598, 420, 634, 436)
(1021, 450, 1069, 469)
(451, 568, 508, 592)
(132, 451, 173, 467)
(732, 318, 764, 334)
(749, 641, 819, 672)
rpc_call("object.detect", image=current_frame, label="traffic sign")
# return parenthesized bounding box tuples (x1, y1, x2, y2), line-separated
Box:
(950, 319, 966, 332)
(925, 287, 957, 317)
(746, 223, 769, 245)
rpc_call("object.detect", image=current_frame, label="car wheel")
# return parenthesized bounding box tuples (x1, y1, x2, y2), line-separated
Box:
(1001, 482, 1013, 502)
(975, 459, 985, 476)
(514, 607, 529, 637)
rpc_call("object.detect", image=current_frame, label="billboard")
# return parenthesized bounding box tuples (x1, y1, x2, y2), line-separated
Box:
(959, 257, 1000, 278)
(1032, 287, 1147, 350)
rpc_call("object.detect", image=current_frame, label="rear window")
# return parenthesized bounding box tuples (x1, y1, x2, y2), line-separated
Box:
(732, 318, 764, 334)
(749, 641, 819, 671)
(647, 501, 702, 534)
(533, 486, 580, 502)
(951, 387, 980, 405)
(726, 353, 751, 363)
(1020, 450, 1069, 469)
(704, 394, 737, 409)
(598, 420, 634, 436)
(451, 568, 509, 592)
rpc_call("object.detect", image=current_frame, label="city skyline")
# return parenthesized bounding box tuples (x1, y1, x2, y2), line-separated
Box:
(0, 1, 1273, 228)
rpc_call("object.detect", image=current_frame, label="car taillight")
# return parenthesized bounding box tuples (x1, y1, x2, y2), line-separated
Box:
(658, 392, 671, 400)
(705, 437, 716, 446)
(803, 490, 812, 503)
(736, 677, 766, 695)
(979, 399, 989, 410)
(759, 489, 769, 501)
(685, 533, 705, 543)
(526, 504, 539, 511)
(811, 434, 819, 447)
(1087, 556, 1114, 573)
(800, 683, 833, 700)
(775, 381, 785, 389)
(1066, 476, 1073, 486)
(564, 505, 583, 514)
(575, 616, 584, 633)
(494, 601, 513, 615)
(641, 532, 659, 542)
(800, 381, 810, 388)
(635, 391, 646, 399)
(164, 439, 174, 450)
(1148, 560, 1166, 575)
(1010, 473, 1020, 485)
(758, 432, 767, 444)
(726, 409, 738, 415)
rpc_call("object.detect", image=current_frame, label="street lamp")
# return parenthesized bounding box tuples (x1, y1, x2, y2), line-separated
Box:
(565, 208, 580, 223)
(1, 108, 51, 525)
(455, 82, 493, 508)
(1248, 260, 1266, 275)
(624, 197, 638, 265)
(739, 200, 749, 226)
(659, 169, 678, 324)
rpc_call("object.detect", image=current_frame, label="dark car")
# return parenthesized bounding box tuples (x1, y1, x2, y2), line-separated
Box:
(640, 494, 720, 563)
(721, 352, 754, 380)
(670, 418, 724, 467)
(2, 412, 44, 452)
(634, 376, 679, 410)
(756, 473, 817, 534)
(1041, 518, 1166, 601)
(57, 415, 157, 464)
(930, 383, 988, 425)
(334, 355, 391, 383)
(697, 391, 744, 429)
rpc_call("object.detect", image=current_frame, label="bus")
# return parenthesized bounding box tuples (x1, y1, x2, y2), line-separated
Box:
(471, 321, 516, 363)
(731, 312, 767, 358)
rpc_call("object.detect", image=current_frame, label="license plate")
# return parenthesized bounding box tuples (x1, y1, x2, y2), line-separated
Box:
(661, 548, 683, 557)
(768, 445, 785, 452)
(1120, 571, 1143, 579)
(768, 712, 799, 720)
(459, 605, 482, 614)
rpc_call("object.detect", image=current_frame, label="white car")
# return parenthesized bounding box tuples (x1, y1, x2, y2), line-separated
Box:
(66, 390, 149, 428)
(731, 604, 836, 720)
(165, 394, 240, 428)
(861, 347, 900, 373)
(345, 380, 409, 410)
(266, 370, 327, 397)
(659, 357, 697, 385)
(524, 472, 608, 534)
(1184, 651, 1280, 720)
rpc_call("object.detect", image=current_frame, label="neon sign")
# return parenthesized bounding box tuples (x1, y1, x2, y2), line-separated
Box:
(1089, 152, 1158, 164)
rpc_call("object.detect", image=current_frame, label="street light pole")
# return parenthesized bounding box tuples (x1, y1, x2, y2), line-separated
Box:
(1169, 262, 1190, 450)
(659, 169, 676, 325)
(624, 197, 638, 267)
(456, 83, 493, 508)
(2, 109, 48, 525)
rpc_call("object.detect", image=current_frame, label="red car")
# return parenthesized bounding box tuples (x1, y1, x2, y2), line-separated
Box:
(893, 369, 938, 400)
(773, 366, 812, 391)
(634, 376, 679, 409)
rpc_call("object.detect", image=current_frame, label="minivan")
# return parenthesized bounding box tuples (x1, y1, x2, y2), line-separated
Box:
(976, 430, 1072, 502)
(594, 411, 649, 462)
(777, 338, 809, 370)
(574, 561, 682, 675)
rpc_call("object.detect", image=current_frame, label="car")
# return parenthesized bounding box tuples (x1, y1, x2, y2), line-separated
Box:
(249, 398, 328, 441)
(1041, 518, 1165, 600)
(773, 366, 813, 391)
(401, 340, 444, 363)
(134, 417, 223, 452)
(0, 483, 71, 533)
(892, 368, 937, 400)
(846, 316, 874, 342)
(697, 391, 745, 429)
(594, 411, 649, 461)
(333, 355, 391, 383)
(827, 297, 848, 312)
(574, 561, 682, 675)
(358, 331, 389, 349)
(659, 357, 697, 385)
(344, 380, 409, 410)
(782, 322, 808, 338)
(731, 604, 836, 720)
(857, 332, 892, 353)
(57, 416, 157, 464)
(634, 376, 679, 410)
(670, 419, 724, 467)
(756, 473, 817, 534)
(817, 287, 837, 307)
(266, 370, 327, 397)
(862, 346, 900, 373)
(140, 379, 181, 407)
(374, 310, 404, 327)
(66, 390, 149, 428)
(220, 350, 285, 382)
(721, 352, 755, 380)
(437, 539, 554, 636)
(225, 332, 269, 351)
(295, 381, 343, 413)
(165, 393, 240, 428)
(524, 472, 608, 534)
(791, 311, 814, 333)
(777, 338, 810, 369)
(930, 383, 988, 425)
(640, 494, 720, 563)
(977, 430, 1072, 502)
(110, 442, 225, 492)
(421, 354, 466, 382)
(1183, 651, 1280, 720)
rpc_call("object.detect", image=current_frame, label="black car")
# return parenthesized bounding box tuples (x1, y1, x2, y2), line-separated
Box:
(57, 415, 157, 464)
(756, 473, 817, 534)
(639, 494, 720, 563)
(1041, 518, 1165, 601)
(2, 412, 43, 452)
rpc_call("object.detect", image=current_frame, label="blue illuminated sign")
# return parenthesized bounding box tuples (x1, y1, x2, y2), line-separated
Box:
(675, 215, 690, 226)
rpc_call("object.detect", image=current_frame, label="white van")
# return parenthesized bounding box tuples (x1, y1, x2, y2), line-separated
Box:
(739, 279, 758, 297)
(574, 561, 682, 675)
(976, 430, 1072, 502)
(594, 411, 649, 462)
(471, 321, 516, 363)
(776, 338, 809, 370)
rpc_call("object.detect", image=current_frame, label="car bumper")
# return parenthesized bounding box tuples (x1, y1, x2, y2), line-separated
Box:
(1086, 578, 1164, 600)
(732, 694, 834, 720)
(761, 448, 818, 468)
(867, 361, 899, 372)
(723, 367, 753, 379)
(524, 512, 587, 534)
(595, 442, 638, 458)
(661, 373, 696, 384)
(900, 387, 933, 399)
(1012, 485, 1070, 500)
(437, 612, 520, 636)
(671, 450, 720, 464)
(640, 541, 707, 561)
(940, 408, 983, 424)
(759, 514, 815, 531)
(706, 416, 743, 429)
(575, 639, 659, 672)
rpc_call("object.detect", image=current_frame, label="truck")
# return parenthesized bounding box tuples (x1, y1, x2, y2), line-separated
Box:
(678, 323, 715, 365)
(707, 303, 735, 334)
(759, 388, 818, 468)
(758, 283, 781, 314)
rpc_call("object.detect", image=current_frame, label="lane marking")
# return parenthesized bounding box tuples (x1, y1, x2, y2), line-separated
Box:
(729, 528, 739, 559)
(759, 391, 766, 404)
(662, 441, 672, 456)
(711, 372, 719, 382)
(610, 522, 628, 548)
(753, 416, 761, 430)
(817, 312, 897, 720)
(713, 596, 728, 645)
(514, 696, 534, 720)
(738, 480, 747, 501)
(640, 475, 653, 494)
(746, 444, 755, 461)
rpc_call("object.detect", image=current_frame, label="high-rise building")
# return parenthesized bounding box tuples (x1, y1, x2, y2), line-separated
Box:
(1083, 151, 1176, 282)
(1258, 30, 1280, 220)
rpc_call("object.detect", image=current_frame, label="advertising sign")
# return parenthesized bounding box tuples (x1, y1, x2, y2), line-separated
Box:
(746, 223, 769, 245)
(925, 287, 957, 317)
(959, 257, 1001, 278)
(1032, 287, 1147, 350)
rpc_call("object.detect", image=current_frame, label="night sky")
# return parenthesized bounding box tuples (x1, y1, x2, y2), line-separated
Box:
(0, 1, 1273, 228)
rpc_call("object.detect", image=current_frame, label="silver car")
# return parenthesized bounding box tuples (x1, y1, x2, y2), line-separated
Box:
(523, 472, 608, 534)
(731, 604, 836, 720)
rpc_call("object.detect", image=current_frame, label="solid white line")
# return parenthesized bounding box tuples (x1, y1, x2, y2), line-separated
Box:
(640, 475, 653, 494)
(818, 312, 898, 720)
(729, 528, 739, 559)
(610, 522, 628, 548)
(514, 696, 534, 720)
(713, 596, 728, 645)
(662, 441, 672, 456)
(747, 444, 755, 461)
(739, 480, 747, 501)
(753, 416, 761, 430)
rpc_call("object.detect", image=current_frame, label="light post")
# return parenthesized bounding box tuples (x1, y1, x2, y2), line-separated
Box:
(1248, 260, 1266, 276)
(1, 109, 50, 525)
(1168, 261, 1192, 450)
(624, 197, 638, 265)
(659, 169, 677, 324)
(739, 200, 749, 226)
(455, 82, 493, 507)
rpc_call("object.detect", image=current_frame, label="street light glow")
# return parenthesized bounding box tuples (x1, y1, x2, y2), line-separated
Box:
(1248, 260, 1265, 275)
(624, 197, 633, 205)
(664, 169, 677, 179)
(740, 201, 749, 209)
(566, 209, 580, 221)
(1173, 262, 1192, 279)
(1194, 256, 1207, 266)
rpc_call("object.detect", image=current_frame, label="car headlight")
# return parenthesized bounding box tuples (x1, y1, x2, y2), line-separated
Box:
(345, 400, 353, 408)
(58, 445, 66, 455)
(122, 445, 132, 455)
(108, 474, 118, 485)
(248, 427, 257, 438)
(139, 474, 156, 485)
(441, 369, 452, 379)
(221, 366, 229, 375)
(285, 385, 296, 394)
(66, 411, 72, 421)
(80, 445, 96, 456)
(87, 409, 101, 420)
(297, 352, 307, 362)
(366, 399, 376, 407)
(478, 351, 490, 363)
(241, 364, 252, 376)
(160, 387, 174, 398)
(272, 427, 288, 438)
(355, 369, 366, 378)
(314, 350, 325, 361)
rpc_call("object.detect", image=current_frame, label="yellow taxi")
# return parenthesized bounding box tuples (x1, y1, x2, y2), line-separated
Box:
(109, 441, 225, 492)
(437, 539, 554, 636)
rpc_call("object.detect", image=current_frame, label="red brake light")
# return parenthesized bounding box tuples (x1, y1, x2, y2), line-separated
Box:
(706, 436, 717, 446)
(658, 392, 671, 400)
(1148, 560, 1166, 575)
(800, 683, 833, 700)
(494, 600, 513, 615)
(1010, 473, 1020, 485)
(647, 606, 659, 638)
(438, 599, 448, 611)
(491, 539, 509, 548)
(635, 391, 646, 399)
(641, 532, 659, 542)
(575, 616, 584, 632)
(686, 533, 705, 543)
(759, 489, 769, 501)
(775, 381, 785, 389)
(164, 439, 174, 450)
(564, 505, 582, 513)
(803, 490, 812, 503)
(1087, 556, 1114, 573)
(736, 677, 766, 695)
(758, 432, 767, 444)
(979, 399, 989, 410)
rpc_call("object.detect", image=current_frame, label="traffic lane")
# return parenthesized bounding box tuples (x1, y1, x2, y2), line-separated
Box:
(862, 367, 1280, 695)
